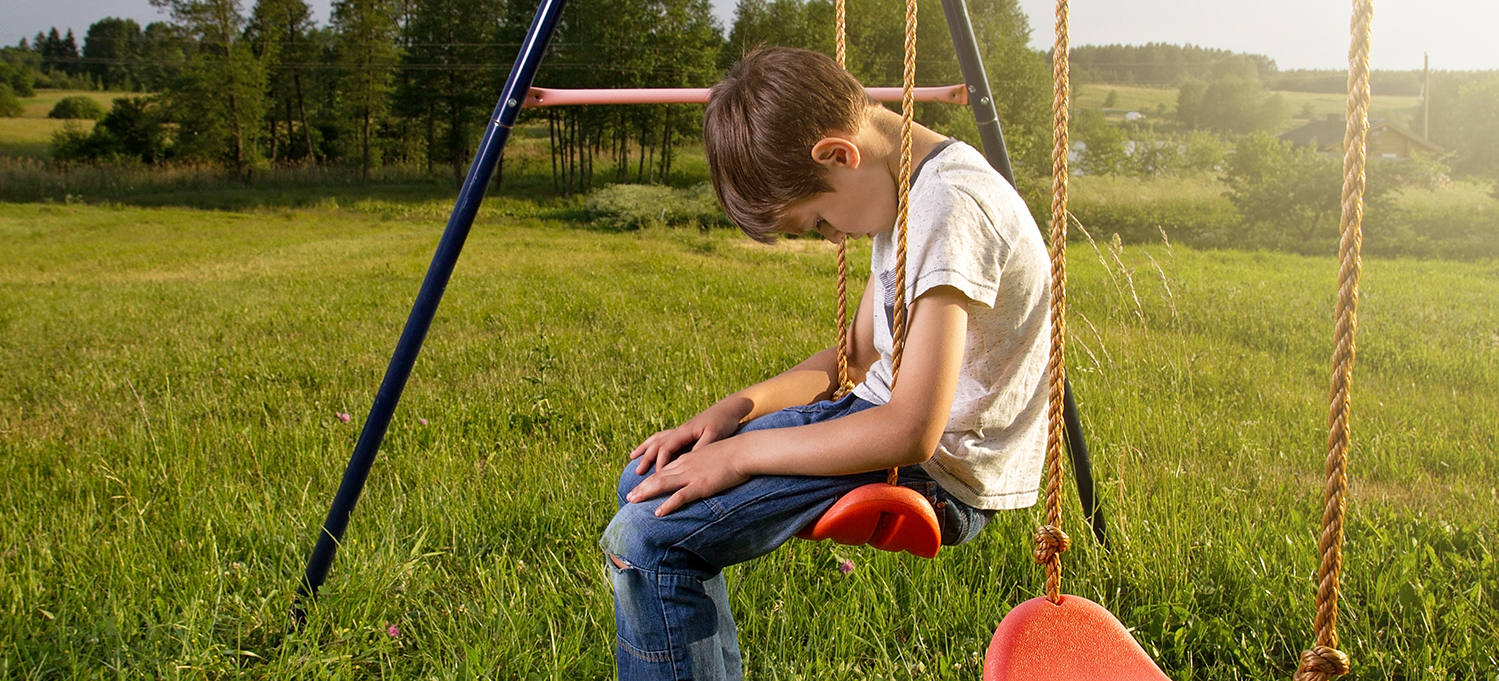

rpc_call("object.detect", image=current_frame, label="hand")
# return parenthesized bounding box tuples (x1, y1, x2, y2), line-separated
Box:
(629, 403, 744, 474)
(625, 439, 752, 516)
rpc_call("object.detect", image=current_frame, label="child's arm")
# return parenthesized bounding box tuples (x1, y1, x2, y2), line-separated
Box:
(629, 276, 879, 474)
(628, 285, 969, 516)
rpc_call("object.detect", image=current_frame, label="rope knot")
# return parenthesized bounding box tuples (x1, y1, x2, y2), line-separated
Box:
(1294, 646, 1350, 680)
(1032, 524, 1071, 564)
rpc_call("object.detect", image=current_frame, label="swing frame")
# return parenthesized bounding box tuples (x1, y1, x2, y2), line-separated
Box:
(292, 0, 1105, 616)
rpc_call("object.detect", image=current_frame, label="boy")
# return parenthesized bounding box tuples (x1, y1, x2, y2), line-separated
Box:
(601, 47, 1050, 680)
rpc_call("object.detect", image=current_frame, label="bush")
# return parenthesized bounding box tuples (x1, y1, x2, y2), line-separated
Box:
(48, 96, 106, 120)
(0, 60, 34, 98)
(584, 183, 728, 231)
(49, 97, 167, 164)
(0, 83, 22, 118)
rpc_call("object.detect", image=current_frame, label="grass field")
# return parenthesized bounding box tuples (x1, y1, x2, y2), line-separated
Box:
(1073, 84, 1421, 130)
(1, 195, 1495, 678)
(0, 90, 119, 159)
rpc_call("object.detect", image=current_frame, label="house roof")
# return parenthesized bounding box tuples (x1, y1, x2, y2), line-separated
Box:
(1279, 114, 1444, 154)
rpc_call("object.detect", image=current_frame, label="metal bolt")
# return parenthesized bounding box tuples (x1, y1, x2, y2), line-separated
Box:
(980, 97, 991, 105)
(507, 98, 518, 107)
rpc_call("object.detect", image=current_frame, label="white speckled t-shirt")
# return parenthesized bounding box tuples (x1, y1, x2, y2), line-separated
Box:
(851, 141, 1051, 510)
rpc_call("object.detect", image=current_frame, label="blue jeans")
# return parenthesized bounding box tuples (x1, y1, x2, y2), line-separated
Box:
(601, 394, 992, 680)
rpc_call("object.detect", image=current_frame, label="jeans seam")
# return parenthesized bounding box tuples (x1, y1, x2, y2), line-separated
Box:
(616, 634, 673, 663)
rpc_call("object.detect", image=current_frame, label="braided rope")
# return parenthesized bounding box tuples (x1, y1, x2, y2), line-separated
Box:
(1033, 0, 1071, 605)
(883, 0, 917, 488)
(889, 0, 916, 386)
(832, 0, 854, 400)
(1295, 1, 1372, 679)
(835, 0, 846, 67)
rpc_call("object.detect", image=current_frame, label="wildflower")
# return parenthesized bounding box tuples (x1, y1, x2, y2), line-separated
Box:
(337, 412, 351, 423)
(838, 558, 855, 574)
(418, 418, 428, 425)
(386, 623, 399, 638)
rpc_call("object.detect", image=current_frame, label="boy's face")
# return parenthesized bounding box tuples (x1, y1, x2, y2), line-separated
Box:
(776, 135, 898, 244)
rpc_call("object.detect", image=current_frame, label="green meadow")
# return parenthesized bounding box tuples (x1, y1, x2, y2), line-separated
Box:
(0, 90, 115, 159)
(1073, 84, 1421, 125)
(1, 191, 1495, 678)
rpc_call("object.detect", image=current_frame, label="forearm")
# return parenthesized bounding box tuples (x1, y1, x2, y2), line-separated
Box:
(733, 400, 934, 476)
(721, 347, 842, 424)
(735, 289, 968, 477)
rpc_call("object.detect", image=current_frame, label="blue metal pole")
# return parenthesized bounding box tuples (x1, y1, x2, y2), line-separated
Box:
(293, 0, 570, 620)
(940, 0, 1106, 547)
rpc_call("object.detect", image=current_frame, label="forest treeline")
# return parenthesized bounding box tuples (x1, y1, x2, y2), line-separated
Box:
(0, 0, 1050, 189)
(2, 1, 1497, 195)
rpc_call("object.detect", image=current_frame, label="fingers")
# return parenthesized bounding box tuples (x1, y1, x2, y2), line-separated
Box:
(690, 425, 724, 451)
(630, 429, 693, 474)
(625, 467, 675, 505)
(654, 487, 696, 517)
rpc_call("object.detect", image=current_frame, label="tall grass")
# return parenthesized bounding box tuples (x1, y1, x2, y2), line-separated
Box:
(1, 197, 1496, 678)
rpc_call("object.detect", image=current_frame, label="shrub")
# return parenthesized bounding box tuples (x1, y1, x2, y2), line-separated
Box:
(48, 96, 106, 120)
(584, 183, 728, 231)
(49, 97, 167, 164)
(0, 60, 33, 97)
(0, 83, 22, 118)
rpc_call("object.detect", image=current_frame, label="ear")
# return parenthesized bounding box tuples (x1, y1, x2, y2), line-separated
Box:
(810, 136, 861, 170)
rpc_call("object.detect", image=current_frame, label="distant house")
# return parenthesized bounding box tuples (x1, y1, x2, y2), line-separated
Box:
(1279, 114, 1442, 160)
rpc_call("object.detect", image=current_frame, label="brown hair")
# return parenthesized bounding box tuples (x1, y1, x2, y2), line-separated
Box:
(704, 47, 876, 244)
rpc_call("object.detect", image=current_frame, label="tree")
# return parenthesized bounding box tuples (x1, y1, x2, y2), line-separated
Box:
(1449, 75, 1499, 180)
(1072, 108, 1127, 175)
(152, 0, 269, 175)
(726, 0, 832, 63)
(50, 96, 167, 163)
(1224, 132, 1350, 245)
(0, 56, 35, 98)
(83, 18, 143, 90)
(135, 22, 186, 92)
(248, 0, 321, 164)
(394, 0, 506, 183)
(332, 0, 400, 179)
(36, 28, 82, 76)
(1177, 75, 1284, 135)
(0, 84, 22, 117)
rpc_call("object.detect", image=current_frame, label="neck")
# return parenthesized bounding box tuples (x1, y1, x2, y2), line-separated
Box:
(867, 106, 948, 180)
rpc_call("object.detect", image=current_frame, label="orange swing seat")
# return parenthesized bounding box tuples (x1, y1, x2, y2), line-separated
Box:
(795, 483, 942, 559)
(984, 595, 1169, 681)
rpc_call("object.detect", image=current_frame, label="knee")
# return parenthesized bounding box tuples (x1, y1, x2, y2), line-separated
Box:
(600, 499, 658, 568)
(616, 460, 649, 508)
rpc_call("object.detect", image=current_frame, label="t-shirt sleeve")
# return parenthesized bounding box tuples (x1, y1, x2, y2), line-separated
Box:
(906, 180, 1009, 309)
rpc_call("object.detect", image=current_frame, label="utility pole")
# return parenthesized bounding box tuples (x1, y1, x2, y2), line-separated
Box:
(1423, 53, 1430, 140)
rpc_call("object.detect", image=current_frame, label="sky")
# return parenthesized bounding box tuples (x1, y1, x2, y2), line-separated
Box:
(3, 0, 1495, 72)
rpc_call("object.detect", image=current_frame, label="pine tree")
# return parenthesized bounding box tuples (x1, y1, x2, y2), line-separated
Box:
(151, 0, 269, 176)
(332, 0, 400, 180)
(395, 0, 505, 184)
(248, 0, 320, 164)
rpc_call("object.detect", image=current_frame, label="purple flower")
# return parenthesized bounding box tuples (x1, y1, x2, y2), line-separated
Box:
(418, 418, 428, 425)
(337, 412, 351, 423)
(386, 623, 399, 638)
(838, 559, 855, 574)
